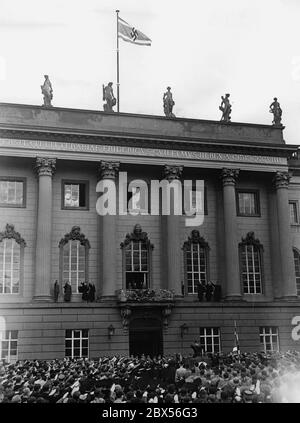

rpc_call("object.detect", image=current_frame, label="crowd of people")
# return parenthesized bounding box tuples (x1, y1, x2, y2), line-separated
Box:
(1, 350, 300, 403)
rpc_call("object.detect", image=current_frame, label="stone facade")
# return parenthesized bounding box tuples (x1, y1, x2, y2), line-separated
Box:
(0, 103, 300, 359)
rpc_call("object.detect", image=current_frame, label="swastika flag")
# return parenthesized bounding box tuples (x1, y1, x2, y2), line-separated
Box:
(118, 16, 151, 46)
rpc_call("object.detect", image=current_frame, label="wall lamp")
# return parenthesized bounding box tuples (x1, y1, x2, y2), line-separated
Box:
(108, 324, 115, 339)
(180, 323, 189, 338)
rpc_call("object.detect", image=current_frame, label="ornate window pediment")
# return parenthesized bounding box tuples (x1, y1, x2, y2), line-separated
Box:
(120, 224, 153, 250)
(239, 231, 263, 251)
(59, 226, 90, 249)
(0, 224, 26, 247)
(182, 229, 209, 251)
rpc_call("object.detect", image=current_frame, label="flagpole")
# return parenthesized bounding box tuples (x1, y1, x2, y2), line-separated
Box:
(116, 9, 120, 113)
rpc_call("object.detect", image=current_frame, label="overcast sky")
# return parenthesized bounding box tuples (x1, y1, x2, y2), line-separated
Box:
(0, 0, 300, 144)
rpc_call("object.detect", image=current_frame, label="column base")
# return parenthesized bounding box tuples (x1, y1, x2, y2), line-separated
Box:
(225, 295, 243, 302)
(100, 295, 117, 301)
(33, 295, 52, 302)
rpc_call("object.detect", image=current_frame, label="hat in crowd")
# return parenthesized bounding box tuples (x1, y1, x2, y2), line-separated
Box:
(11, 394, 22, 403)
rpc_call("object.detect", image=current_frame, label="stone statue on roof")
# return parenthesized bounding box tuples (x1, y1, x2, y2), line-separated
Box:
(41, 75, 53, 107)
(219, 93, 232, 123)
(269, 97, 282, 126)
(163, 86, 176, 118)
(103, 82, 116, 112)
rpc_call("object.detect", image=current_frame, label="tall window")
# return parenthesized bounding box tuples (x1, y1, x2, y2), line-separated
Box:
(59, 226, 90, 293)
(183, 230, 209, 294)
(290, 201, 299, 225)
(62, 181, 89, 209)
(0, 179, 25, 208)
(0, 330, 18, 362)
(200, 328, 221, 353)
(65, 329, 89, 359)
(259, 327, 279, 353)
(239, 232, 263, 294)
(293, 249, 300, 296)
(121, 224, 153, 289)
(0, 224, 26, 294)
(237, 190, 260, 216)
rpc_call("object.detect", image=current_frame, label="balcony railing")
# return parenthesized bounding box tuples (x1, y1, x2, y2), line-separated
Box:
(115, 289, 175, 303)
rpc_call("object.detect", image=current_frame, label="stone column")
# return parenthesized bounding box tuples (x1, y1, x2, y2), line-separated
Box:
(164, 165, 183, 296)
(273, 171, 297, 299)
(99, 161, 120, 298)
(34, 157, 56, 301)
(221, 168, 241, 300)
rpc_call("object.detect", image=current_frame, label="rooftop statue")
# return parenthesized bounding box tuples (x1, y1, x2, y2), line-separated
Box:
(163, 86, 175, 118)
(269, 97, 282, 126)
(219, 93, 232, 123)
(103, 82, 116, 112)
(41, 75, 53, 107)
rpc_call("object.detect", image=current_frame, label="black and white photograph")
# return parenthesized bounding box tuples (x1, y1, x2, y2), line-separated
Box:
(1, 0, 300, 412)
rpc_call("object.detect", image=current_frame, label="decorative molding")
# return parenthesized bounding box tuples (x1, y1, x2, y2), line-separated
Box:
(35, 157, 56, 177)
(120, 307, 132, 330)
(182, 229, 210, 251)
(0, 224, 26, 247)
(221, 168, 240, 186)
(163, 165, 183, 181)
(116, 288, 175, 303)
(58, 226, 90, 248)
(239, 231, 264, 251)
(99, 161, 120, 180)
(120, 224, 154, 249)
(273, 171, 291, 189)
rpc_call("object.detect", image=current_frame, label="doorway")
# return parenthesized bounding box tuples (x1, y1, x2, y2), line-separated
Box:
(129, 318, 163, 357)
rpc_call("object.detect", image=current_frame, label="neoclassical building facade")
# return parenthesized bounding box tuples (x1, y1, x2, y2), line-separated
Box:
(0, 102, 300, 360)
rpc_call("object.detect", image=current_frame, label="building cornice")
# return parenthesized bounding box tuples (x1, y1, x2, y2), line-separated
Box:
(0, 126, 297, 158)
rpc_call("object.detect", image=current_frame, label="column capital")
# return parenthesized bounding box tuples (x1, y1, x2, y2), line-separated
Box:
(99, 161, 120, 180)
(163, 165, 183, 181)
(273, 171, 291, 189)
(221, 168, 240, 186)
(35, 157, 56, 177)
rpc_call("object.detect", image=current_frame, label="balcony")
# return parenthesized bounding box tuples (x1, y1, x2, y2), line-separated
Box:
(115, 288, 175, 303)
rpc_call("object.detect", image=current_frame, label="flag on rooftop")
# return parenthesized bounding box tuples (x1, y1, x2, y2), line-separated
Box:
(118, 16, 152, 46)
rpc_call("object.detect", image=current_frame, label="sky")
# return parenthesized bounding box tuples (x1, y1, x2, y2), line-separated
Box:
(0, 0, 300, 144)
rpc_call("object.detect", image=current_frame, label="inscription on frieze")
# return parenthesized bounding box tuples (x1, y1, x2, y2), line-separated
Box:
(0, 138, 287, 166)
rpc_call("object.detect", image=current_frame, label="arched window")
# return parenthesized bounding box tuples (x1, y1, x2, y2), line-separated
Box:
(59, 226, 90, 293)
(293, 248, 300, 296)
(120, 224, 153, 290)
(183, 230, 210, 294)
(239, 232, 263, 294)
(0, 224, 26, 294)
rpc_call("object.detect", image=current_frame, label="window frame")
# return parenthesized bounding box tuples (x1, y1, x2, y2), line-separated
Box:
(183, 185, 208, 216)
(289, 200, 300, 225)
(259, 326, 279, 353)
(59, 227, 90, 295)
(0, 330, 18, 363)
(293, 248, 300, 296)
(183, 230, 210, 295)
(239, 232, 264, 295)
(0, 224, 26, 296)
(0, 177, 26, 208)
(65, 329, 89, 359)
(61, 179, 89, 211)
(121, 225, 153, 290)
(236, 189, 260, 217)
(199, 327, 221, 354)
